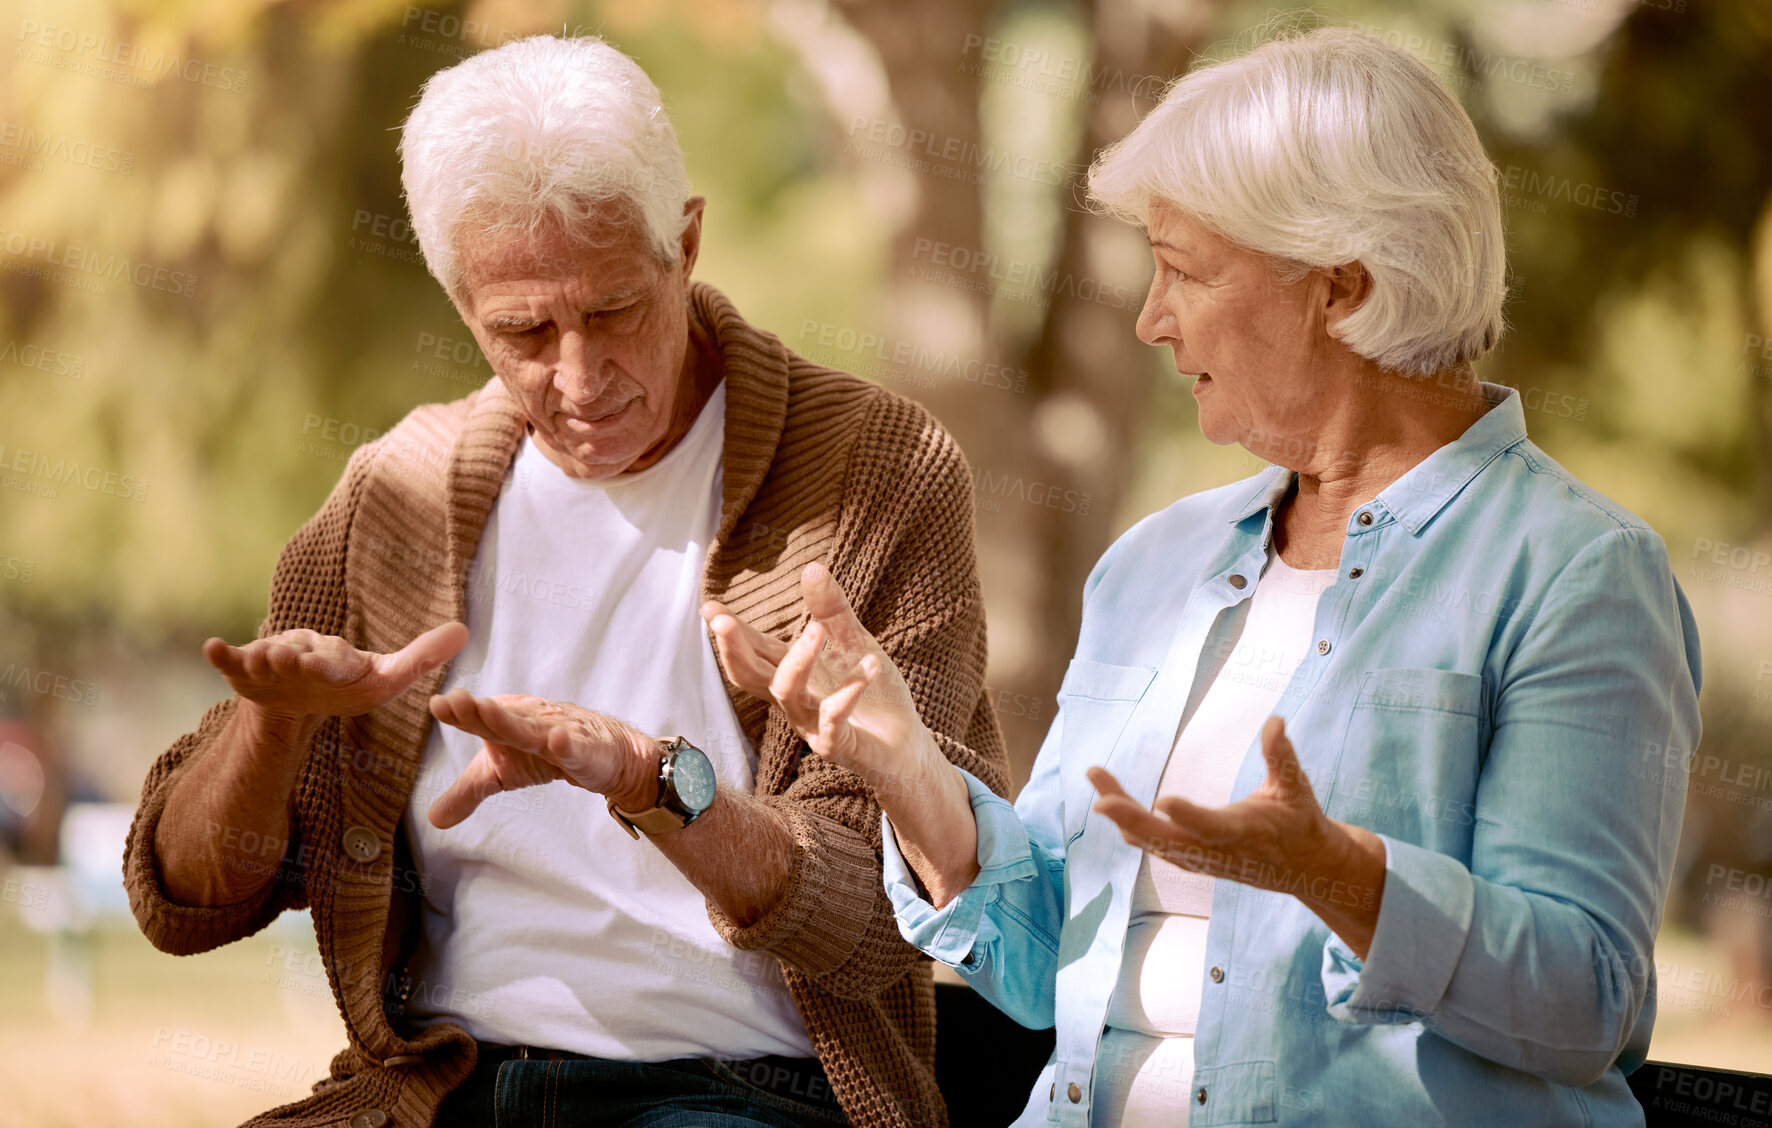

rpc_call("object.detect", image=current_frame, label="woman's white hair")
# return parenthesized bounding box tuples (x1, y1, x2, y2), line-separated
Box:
(1088, 26, 1507, 377)
(400, 35, 691, 297)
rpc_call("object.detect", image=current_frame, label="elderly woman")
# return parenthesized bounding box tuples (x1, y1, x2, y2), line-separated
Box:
(125, 35, 1005, 1128)
(710, 26, 1701, 1127)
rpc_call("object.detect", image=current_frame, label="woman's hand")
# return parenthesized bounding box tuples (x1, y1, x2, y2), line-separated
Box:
(425, 690, 660, 828)
(701, 561, 937, 783)
(702, 562, 979, 904)
(1089, 715, 1388, 958)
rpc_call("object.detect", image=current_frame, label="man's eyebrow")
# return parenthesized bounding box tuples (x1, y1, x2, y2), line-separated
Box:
(1149, 238, 1192, 255)
(591, 285, 646, 309)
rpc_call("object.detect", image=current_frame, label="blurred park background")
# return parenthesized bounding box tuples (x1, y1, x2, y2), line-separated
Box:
(2, 0, 1770, 1122)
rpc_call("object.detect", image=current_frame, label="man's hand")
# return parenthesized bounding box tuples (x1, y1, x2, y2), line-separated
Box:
(425, 690, 661, 828)
(156, 622, 467, 907)
(701, 561, 934, 783)
(1089, 716, 1388, 958)
(203, 622, 468, 729)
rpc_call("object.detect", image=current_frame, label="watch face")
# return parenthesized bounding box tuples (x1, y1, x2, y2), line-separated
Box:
(667, 743, 717, 814)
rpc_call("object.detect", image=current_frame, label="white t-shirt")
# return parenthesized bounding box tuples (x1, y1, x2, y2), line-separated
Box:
(401, 380, 816, 1061)
(1096, 551, 1338, 1127)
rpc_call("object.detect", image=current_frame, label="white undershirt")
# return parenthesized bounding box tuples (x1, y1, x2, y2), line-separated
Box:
(1097, 551, 1337, 1127)
(401, 380, 815, 1061)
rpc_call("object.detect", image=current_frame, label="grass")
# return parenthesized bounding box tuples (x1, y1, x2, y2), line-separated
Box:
(0, 906, 347, 1128)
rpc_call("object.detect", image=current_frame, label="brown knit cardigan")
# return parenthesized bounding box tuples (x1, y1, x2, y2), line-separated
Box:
(124, 282, 1009, 1128)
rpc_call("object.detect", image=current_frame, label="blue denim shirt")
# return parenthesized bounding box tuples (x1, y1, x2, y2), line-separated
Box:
(884, 385, 1701, 1127)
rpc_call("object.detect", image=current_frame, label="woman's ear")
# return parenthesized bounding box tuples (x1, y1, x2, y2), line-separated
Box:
(1322, 262, 1371, 341)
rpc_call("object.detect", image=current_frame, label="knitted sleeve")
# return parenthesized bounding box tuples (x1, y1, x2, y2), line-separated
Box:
(707, 390, 1010, 1000)
(123, 443, 372, 956)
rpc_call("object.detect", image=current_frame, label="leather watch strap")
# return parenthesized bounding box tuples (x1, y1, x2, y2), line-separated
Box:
(607, 797, 691, 839)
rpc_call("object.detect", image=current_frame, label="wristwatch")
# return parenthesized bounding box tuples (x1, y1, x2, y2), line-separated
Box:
(607, 736, 717, 838)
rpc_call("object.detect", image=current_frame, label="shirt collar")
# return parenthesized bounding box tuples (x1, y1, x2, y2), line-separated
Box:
(1226, 382, 1527, 534)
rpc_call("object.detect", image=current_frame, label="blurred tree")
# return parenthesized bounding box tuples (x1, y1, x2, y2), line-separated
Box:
(813, 0, 1215, 778)
(1477, 0, 1772, 523)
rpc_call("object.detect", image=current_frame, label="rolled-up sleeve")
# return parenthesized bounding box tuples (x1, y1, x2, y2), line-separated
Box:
(1320, 835, 1472, 1021)
(882, 726, 1071, 1030)
(882, 767, 1041, 967)
(1319, 527, 1700, 1089)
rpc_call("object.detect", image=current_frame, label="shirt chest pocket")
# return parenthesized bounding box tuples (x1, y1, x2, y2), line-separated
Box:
(1325, 667, 1487, 859)
(1055, 659, 1158, 846)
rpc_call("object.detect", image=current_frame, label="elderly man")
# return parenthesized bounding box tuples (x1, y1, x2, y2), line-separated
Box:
(124, 35, 1005, 1128)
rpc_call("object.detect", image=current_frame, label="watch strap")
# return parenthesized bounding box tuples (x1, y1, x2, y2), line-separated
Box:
(607, 737, 699, 839)
(607, 798, 694, 839)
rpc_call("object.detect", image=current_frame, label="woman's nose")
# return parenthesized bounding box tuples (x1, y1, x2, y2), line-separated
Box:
(1135, 294, 1167, 345)
(1134, 275, 1171, 345)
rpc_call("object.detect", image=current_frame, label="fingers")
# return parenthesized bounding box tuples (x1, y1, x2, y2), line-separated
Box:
(1258, 716, 1316, 806)
(1086, 767, 1160, 836)
(701, 602, 790, 665)
(427, 743, 509, 829)
(429, 689, 545, 754)
(769, 620, 827, 729)
(202, 637, 240, 675)
(1152, 793, 1240, 845)
(263, 643, 314, 685)
(813, 654, 878, 762)
(1090, 766, 1236, 855)
(1089, 771, 1198, 858)
(377, 621, 469, 690)
(1086, 766, 1130, 800)
(702, 602, 790, 660)
(801, 563, 872, 653)
(704, 606, 787, 698)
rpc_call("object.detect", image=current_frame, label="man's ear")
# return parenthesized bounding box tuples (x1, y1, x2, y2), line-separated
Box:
(678, 196, 707, 281)
(1322, 262, 1371, 341)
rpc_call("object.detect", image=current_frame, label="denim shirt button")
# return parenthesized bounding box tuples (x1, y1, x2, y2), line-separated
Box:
(1348, 567, 1364, 579)
(1209, 965, 1224, 983)
(1357, 511, 1374, 527)
(1196, 1087, 1208, 1105)
(1316, 639, 1331, 655)
(1228, 573, 1247, 589)
(1068, 1083, 1082, 1103)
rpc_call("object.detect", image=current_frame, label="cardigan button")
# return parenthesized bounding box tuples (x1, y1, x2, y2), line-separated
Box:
(1068, 1083, 1082, 1103)
(343, 826, 381, 863)
(350, 1110, 388, 1128)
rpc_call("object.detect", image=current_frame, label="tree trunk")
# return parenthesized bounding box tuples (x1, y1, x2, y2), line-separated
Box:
(835, 0, 1215, 782)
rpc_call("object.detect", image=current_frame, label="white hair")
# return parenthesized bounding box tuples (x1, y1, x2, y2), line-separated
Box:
(399, 35, 691, 297)
(1087, 26, 1507, 377)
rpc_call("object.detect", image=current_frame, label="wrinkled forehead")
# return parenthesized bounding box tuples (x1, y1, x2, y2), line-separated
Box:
(454, 207, 660, 297)
(1145, 199, 1240, 264)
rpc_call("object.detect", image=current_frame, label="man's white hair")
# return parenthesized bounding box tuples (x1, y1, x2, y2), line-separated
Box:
(1088, 26, 1507, 377)
(400, 35, 691, 297)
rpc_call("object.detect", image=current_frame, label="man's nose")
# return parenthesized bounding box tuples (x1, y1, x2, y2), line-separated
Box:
(553, 331, 608, 403)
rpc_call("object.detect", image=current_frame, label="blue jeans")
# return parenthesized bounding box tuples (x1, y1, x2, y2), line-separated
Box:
(435, 1052, 852, 1127)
